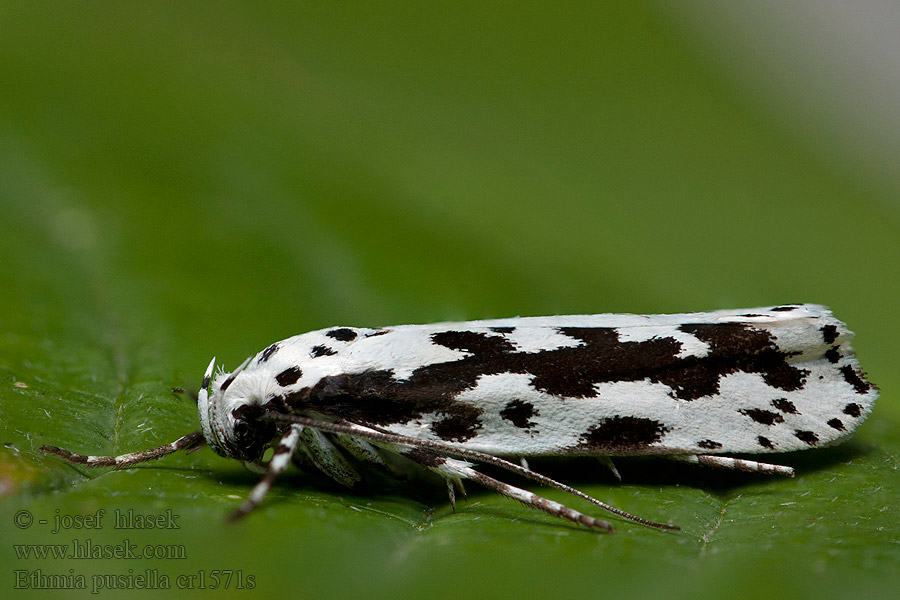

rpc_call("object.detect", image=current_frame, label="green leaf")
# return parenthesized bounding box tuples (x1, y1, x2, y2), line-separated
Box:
(2, 3, 898, 600)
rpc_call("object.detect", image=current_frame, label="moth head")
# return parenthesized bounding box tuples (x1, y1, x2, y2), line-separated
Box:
(198, 357, 275, 462)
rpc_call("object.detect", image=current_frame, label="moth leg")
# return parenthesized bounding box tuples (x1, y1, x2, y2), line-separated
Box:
(468, 469, 615, 531)
(674, 454, 795, 476)
(446, 479, 456, 512)
(403, 449, 614, 532)
(401, 448, 470, 504)
(296, 427, 362, 488)
(229, 425, 302, 521)
(597, 456, 622, 481)
(331, 434, 394, 469)
(455, 477, 467, 498)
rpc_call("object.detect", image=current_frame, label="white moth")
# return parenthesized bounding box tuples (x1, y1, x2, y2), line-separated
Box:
(41, 304, 877, 532)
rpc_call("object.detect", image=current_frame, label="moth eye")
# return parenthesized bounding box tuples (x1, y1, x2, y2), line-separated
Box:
(233, 420, 253, 445)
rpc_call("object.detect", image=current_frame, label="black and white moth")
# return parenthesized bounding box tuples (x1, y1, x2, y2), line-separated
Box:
(41, 304, 877, 532)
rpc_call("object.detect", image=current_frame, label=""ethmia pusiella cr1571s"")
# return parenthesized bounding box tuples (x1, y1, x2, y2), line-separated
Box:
(41, 304, 877, 532)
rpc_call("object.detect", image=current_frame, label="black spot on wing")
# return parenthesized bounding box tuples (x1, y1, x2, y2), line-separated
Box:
(827, 418, 846, 431)
(275, 366, 302, 386)
(679, 323, 808, 395)
(489, 326, 515, 333)
(843, 403, 862, 418)
(839, 365, 872, 394)
(739, 408, 785, 426)
(771, 305, 801, 312)
(279, 369, 485, 441)
(771, 398, 799, 414)
(432, 330, 515, 354)
(757, 436, 775, 449)
(258, 343, 279, 364)
(824, 347, 841, 363)
(537, 327, 679, 397)
(499, 399, 538, 429)
(294, 370, 414, 423)
(794, 430, 819, 445)
(311, 345, 337, 358)
(740, 313, 764, 317)
(365, 330, 389, 337)
(430, 413, 482, 442)
(578, 416, 669, 451)
(697, 439, 722, 450)
(820, 324, 839, 344)
(427, 322, 810, 402)
(326, 328, 357, 342)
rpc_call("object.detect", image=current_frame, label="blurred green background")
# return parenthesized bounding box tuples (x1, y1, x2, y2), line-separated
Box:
(2, 2, 897, 599)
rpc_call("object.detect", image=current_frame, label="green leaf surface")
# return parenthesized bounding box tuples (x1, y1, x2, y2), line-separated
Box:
(2, 3, 898, 599)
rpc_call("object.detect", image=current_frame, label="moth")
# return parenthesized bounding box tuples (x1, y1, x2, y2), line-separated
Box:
(41, 304, 877, 532)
